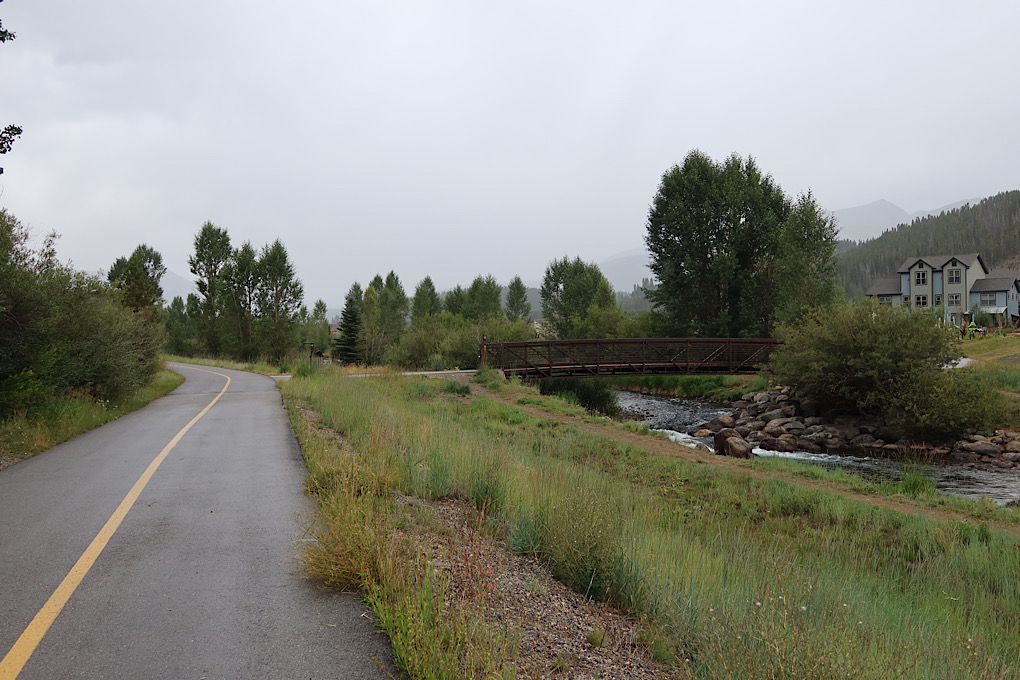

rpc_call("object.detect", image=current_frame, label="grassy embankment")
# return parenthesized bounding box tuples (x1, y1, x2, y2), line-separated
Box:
(163, 353, 294, 376)
(0, 368, 184, 465)
(283, 367, 1019, 679)
(961, 336, 1020, 421)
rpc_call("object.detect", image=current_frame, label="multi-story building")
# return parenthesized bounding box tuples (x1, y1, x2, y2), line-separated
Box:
(864, 253, 1020, 326)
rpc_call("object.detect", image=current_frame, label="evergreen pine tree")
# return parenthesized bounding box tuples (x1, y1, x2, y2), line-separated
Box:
(334, 282, 364, 364)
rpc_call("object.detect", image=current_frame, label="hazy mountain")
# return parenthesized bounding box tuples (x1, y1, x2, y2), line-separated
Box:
(835, 198, 984, 243)
(162, 269, 198, 304)
(598, 248, 654, 291)
(833, 200, 911, 242)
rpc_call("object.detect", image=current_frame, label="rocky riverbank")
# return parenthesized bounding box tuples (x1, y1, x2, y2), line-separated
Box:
(692, 387, 1020, 470)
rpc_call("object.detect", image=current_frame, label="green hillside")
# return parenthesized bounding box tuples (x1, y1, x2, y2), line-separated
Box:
(838, 191, 1020, 297)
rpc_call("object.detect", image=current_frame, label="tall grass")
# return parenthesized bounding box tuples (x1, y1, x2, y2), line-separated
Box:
(283, 370, 1020, 678)
(0, 368, 184, 463)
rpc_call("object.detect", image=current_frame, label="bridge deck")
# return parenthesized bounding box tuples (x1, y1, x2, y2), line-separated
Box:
(488, 338, 777, 379)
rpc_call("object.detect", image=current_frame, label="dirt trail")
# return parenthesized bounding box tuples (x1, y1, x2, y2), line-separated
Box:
(462, 377, 1020, 535)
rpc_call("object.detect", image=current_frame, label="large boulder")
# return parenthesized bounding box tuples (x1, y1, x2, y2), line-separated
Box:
(959, 441, 1002, 457)
(721, 436, 755, 459)
(713, 428, 741, 454)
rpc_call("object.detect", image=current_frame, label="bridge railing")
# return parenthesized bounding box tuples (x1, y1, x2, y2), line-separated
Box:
(487, 337, 777, 379)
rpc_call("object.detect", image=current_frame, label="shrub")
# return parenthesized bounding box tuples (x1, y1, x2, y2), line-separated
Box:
(539, 378, 620, 417)
(770, 299, 1002, 435)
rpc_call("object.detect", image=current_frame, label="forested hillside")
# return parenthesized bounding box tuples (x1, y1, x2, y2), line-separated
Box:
(838, 191, 1020, 297)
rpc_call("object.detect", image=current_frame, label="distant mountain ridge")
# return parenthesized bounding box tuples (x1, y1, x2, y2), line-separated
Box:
(837, 191, 1020, 298)
(834, 198, 983, 242)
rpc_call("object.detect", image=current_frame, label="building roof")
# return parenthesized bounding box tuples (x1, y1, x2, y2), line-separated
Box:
(865, 277, 901, 296)
(987, 268, 1020, 280)
(895, 253, 987, 275)
(971, 277, 1020, 293)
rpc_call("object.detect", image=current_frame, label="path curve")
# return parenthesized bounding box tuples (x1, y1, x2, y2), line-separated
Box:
(0, 363, 399, 679)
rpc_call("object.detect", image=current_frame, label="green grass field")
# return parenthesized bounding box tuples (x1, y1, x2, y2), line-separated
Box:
(283, 368, 1020, 679)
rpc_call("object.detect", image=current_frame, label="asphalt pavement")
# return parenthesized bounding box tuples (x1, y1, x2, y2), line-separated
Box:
(0, 364, 401, 679)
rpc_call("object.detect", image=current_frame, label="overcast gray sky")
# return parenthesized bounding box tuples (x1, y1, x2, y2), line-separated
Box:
(2, 0, 1018, 307)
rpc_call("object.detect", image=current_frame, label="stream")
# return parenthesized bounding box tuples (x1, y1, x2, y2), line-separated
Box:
(617, 391, 1020, 505)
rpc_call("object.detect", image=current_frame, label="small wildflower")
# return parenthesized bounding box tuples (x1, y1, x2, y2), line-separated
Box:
(755, 602, 762, 607)
(800, 606, 807, 612)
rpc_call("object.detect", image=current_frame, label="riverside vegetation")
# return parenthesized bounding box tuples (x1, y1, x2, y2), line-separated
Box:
(283, 366, 1020, 679)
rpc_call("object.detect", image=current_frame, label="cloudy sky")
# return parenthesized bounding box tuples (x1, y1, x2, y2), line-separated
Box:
(2, 1, 1018, 307)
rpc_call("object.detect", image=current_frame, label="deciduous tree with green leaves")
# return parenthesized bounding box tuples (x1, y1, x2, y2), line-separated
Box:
(108, 244, 166, 312)
(188, 221, 232, 354)
(645, 150, 840, 338)
(256, 239, 304, 361)
(463, 274, 502, 321)
(412, 276, 443, 319)
(540, 256, 616, 339)
(504, 275, 531, 322)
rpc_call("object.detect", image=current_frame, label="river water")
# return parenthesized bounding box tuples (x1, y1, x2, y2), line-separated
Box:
(616, 391, 1020, 505)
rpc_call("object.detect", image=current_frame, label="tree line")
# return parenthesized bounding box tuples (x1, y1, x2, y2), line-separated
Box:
(165, 221, 314, 362)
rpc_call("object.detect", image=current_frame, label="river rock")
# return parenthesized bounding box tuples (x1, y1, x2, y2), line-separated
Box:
(797, 397, 820, 418)
(722, 436, 754, 458)
(959, 441, 1002, 457)
(950, 450, 983, 463)
(796, 438, 823, 453)
(691, 429, 714, 438)
(760, 437, 797, 453)
(710, 415, 736, 429)
(1006, 441, 1020, 453)
(1003, 450, 1020, 463)
(759, 407, 786, 422)
(713, 428, 741, 454)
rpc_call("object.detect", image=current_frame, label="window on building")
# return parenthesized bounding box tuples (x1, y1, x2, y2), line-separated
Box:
(915, 295, 928, 307)
(935, 294, 943, 306)
(914, 271, 927, 286)
(948, 293, 961, 306)
(980, 292, 996, 306)
(878, 296, 891, 305)
(948, 269, 961, 284)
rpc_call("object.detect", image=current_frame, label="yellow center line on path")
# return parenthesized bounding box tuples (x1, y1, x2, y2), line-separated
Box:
(0, 366, 231, 680)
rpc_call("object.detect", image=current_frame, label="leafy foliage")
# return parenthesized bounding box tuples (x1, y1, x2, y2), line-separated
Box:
(538, 378, 620, 417)
(1, 210, 161, 418)
(256, 239, 304, 361)
(540, 256, 616, 339)
(770, 299, 1002, 435)
(504, 275, 531, 322)
(462, 275, 502, 321)
(187, 221, 232, 354)
(171, 226, 305, 361)
(108, 243, 166, 312)
(645, 150, 840, 338)
(411, 276, 442, 319)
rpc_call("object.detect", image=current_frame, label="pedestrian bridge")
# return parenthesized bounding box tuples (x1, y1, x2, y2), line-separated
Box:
(487, 337, 778, 379)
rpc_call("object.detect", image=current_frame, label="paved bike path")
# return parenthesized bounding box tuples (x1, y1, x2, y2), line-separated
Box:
(0, 364, 400, 679)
